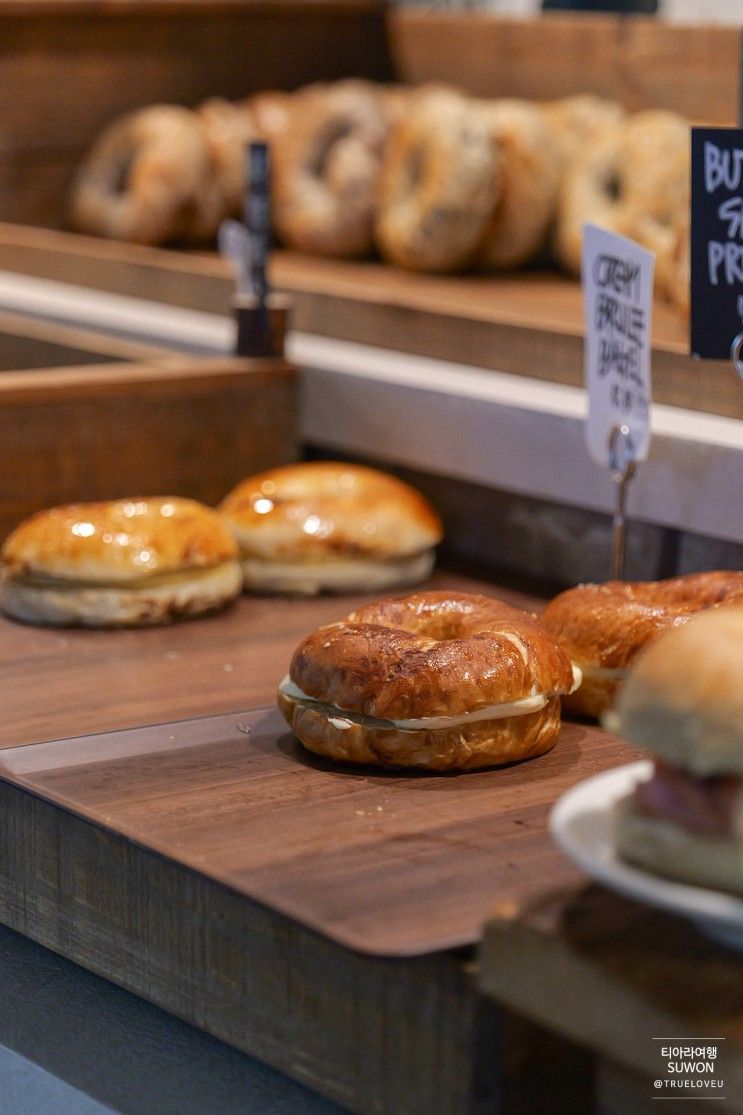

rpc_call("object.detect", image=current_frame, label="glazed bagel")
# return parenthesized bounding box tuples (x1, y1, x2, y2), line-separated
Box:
(278, 590, 578, 770)
(555, 110, 690, 277)
(541, 571, 743, 719)
(271, 80, 388, 257)
(196, 98, 258, 224)
(0, 497, 242, 627)
(375, 88, 498, 272)
(220, 461, 443, 595)
(71, 105, 216, 245)
(478, 99, 561, 271)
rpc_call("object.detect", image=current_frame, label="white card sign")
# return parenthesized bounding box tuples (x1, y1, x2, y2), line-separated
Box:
(582, 223, 655, 467)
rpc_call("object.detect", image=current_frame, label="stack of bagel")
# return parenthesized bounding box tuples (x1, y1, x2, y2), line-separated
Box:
(71, 81, 691, 314)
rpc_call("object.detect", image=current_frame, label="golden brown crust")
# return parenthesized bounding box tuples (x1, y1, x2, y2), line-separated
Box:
(289, 590, 575, 720)
(220, 461, 443, 563)
(540, 95, 625, 169)
(271, 80, 388, 257)
(196, 97, 258, 222)
(2, 497, 238, 584)
(70, 105, 215, 245)
(279, 689, 562, 771)
(478, 99, 561, 270)
(244, 90, 295, 143)
(375, 88, 498, 272)
(555, 110, 690, 278)
(542, 572, 743, 718)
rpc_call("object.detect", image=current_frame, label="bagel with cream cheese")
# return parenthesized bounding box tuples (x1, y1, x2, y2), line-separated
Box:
(0, 497, 242, 627)
(541, 571, 743, 719)
(220, 462, 443, 595)
(614, 607, 743, 896)
(278, 590, 579, 770)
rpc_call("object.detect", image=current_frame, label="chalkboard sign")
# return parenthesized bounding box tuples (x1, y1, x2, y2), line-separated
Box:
(690, 126, 743, 360)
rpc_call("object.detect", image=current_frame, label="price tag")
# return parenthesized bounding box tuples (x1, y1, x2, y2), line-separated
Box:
(582, 223, 655, 468)
(690, 126, 743, 360)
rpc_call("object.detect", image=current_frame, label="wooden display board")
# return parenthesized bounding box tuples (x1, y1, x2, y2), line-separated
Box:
(0, 313, 297, 540)
(0, 570, 638, 1113)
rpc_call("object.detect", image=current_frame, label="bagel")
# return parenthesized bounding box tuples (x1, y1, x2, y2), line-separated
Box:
(71, 105, 217, 245)
(478, 99, 561, 270)
(0, 497, 242, 627)
(614, 607, 743, 896)
(555, 110, 690, 278)
(196, 97, 258, 224)
(541, 571, 743, 719)
(375, 88, 499, 272)
(278, 590, 579, 770)
(220, 461, 443, 595)
(271, 80, 388, 257)
(245, 90, 295, 144)
(540, 94, 625, 169)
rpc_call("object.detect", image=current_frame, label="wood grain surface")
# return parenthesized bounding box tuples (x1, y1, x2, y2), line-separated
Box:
(390, 13, 740, 125)
(0, 572, 538, 748)
(0, 570, 634, 1111)
(0, 708, 639, 957)
(0, 352, 297, 543)
(0, 572, 639, 957)
(0, 225, 738, 420)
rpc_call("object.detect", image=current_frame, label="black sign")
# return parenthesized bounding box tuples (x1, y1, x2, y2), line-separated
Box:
(691, 127, 743, 360)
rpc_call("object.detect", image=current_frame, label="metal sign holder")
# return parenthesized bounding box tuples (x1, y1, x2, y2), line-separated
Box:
(608, 424, 637, 580)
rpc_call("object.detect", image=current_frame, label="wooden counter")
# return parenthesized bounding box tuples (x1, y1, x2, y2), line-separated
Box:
(0, 570, 639, 1113)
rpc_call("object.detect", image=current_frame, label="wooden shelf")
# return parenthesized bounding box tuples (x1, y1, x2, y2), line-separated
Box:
(0, 223, 739, 421)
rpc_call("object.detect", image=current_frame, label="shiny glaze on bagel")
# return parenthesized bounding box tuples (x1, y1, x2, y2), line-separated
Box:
(541, 571, 743, 718)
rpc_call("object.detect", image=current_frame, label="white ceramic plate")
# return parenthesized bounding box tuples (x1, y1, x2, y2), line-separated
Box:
(550, 761, 743, 950)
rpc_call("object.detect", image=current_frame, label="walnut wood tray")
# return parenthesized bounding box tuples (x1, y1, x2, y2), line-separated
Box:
(0, 703, 639, 957)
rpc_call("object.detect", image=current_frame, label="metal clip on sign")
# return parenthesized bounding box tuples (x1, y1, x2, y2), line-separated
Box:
(730, 330, 743, 383)
(608, 424, 636, 581)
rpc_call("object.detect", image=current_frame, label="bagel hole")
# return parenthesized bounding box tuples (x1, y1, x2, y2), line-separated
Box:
(603, 169, 623, 203)
(310, 120, 354, 178)
(111, 151, 135, 195)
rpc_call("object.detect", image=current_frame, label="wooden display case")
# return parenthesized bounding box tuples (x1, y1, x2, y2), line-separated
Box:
(0, 310, 297, 539)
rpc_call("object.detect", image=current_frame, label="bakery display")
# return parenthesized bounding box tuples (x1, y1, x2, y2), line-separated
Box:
(69, 81, 691, 313)
(220, 461, 443, 595)
(541, 571, 743, 719)
(0, 497, 242, 627)
(277, 590, 579, 770)
(375, 87, 498, 272)
(614, 607, 743, 896)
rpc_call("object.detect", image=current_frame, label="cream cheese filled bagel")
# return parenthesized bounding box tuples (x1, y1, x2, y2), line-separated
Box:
(614, 607, 743, 897)
(541, 571, 743, 720)
(0, 497, 242, 627)
(220, 462, 443, 596)
(278, 590, 579, 770)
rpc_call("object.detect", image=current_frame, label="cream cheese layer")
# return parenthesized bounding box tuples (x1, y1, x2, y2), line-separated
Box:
(279, 675, 554, 732)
